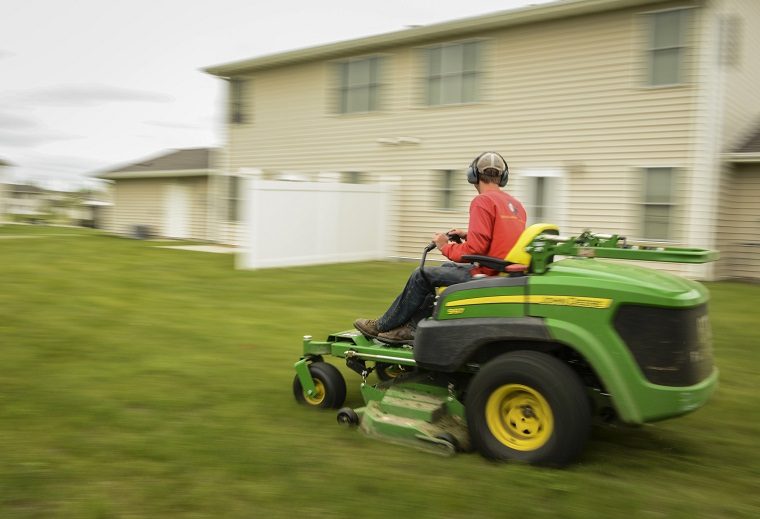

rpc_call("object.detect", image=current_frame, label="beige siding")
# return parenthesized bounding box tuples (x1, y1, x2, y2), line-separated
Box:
(716, 164, 760, 280)
(104, 177, 209, 240)
(224, 1, 719, 273)
(720, 0, 760, 150)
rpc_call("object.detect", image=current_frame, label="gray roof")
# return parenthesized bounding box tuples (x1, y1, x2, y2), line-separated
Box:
(724, 123, 760, 163)
(96, 148, 216, 179)
(5, 183, 45, 194)
(733, 123, 760, 154)
(205, 0, 669, 76)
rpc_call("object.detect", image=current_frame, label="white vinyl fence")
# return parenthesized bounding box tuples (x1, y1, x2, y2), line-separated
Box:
(237, 171, 392, 269)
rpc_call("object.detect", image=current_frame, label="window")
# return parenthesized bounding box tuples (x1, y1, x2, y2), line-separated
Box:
(641, 168, 676, 240)
(227, 176, 242, 222)
(426, 41, 480, 105)
(341, 171, 365, 184)
(647, 9, 689, 86)
(521, 172, 562, 226)
(719, 15, 741, 67)
(338, 57, 382, 113)
(229, 78, 247, 124)
(438, 170, 457, 210)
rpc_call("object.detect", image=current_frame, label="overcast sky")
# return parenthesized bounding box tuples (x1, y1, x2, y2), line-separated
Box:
(1, 0, 553, 190)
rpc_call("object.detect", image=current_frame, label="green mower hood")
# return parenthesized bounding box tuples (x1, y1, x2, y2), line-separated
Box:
(539, 258, 709, 308)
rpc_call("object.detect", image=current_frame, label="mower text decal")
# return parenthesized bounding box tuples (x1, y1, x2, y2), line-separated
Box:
(529, 295, 612, 309)
(446, 295, 612, 309)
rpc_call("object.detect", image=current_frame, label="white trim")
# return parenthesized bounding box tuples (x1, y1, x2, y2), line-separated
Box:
(518, 168, 567, 230)
(687, 6, 723, 280)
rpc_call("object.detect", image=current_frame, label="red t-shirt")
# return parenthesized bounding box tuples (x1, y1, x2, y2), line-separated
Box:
(441, 190, 527, 276)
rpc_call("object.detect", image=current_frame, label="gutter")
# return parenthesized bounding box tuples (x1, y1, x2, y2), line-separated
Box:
(722, 152, 760, 164)
(204, 0, 672, 77)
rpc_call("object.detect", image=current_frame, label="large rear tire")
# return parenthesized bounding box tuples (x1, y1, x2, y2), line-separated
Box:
(292, 362, 347, 409)
(465, 351, 591, 466)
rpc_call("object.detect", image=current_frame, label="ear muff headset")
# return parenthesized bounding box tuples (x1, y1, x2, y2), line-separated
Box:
(466, 151, 509, 187)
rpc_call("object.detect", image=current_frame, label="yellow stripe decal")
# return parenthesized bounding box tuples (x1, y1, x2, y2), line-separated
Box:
(446, 295, 612, 309)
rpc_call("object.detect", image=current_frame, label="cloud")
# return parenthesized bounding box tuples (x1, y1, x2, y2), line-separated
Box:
(9, 84, 174, 107)
(0, 111, 39, 130)
(0, 50, 13, 60)
(0, 128, 82, 148)
(142, 120, 201, 130)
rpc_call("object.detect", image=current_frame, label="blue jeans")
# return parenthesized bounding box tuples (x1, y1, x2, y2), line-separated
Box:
(376, 262, 474, 332)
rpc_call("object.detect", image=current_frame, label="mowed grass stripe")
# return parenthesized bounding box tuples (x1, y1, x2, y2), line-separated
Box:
(0, 226, 758, 518)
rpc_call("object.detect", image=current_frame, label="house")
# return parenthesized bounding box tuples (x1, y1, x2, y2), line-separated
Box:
(719, 122, 760, 280)
(0, 158, 12, 222)
(204, 0, 760, 281)
(95, 148, 243, 243)
(3, 183, 50, 223)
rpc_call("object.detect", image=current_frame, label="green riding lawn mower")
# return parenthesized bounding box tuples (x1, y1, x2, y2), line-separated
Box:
(292, 224, 719, 466)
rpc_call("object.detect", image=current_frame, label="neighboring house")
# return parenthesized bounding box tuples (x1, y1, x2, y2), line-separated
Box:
(3, 183, 49, 222)
(205, 0, 760, 280)
(0, 158, 12, 222)
(95, 148, 243, 243)
(718, 122, 760, 280)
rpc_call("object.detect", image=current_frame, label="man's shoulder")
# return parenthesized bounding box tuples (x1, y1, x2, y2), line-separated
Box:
(474, 190, 515, 204)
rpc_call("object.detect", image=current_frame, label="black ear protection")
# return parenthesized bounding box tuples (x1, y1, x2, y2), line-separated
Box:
(466, 151, 509, 187)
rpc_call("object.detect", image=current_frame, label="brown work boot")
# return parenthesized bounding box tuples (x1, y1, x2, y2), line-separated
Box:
(377, 323, 415, 345)
(354, 318, 381, 338)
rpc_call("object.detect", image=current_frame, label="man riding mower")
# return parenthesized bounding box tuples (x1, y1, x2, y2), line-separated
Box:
(291, 156, 718, 466)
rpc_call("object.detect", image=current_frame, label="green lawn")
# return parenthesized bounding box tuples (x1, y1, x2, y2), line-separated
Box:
(1, 225, 758, 518)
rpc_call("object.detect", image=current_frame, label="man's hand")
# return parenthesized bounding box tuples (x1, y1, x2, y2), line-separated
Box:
(433, 233, 449, 250)
(448, 228, 468, 240)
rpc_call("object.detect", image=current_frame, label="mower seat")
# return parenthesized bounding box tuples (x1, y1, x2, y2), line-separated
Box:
(461, 222, 559, 274)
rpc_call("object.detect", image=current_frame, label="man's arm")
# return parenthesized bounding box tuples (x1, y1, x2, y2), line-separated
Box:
(439, 197, 494, 261)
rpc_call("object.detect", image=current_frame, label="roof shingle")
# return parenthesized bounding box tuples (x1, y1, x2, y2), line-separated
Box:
(96, 148, 216, 178)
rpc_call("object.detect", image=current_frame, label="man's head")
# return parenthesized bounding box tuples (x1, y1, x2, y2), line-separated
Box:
(467, 152, 509, 187)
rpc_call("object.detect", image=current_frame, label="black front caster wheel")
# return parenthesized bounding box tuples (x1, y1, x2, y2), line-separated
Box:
(336, 407, 360, 427)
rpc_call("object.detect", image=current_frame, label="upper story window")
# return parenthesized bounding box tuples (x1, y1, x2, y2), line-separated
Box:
(719, 15, 742, 68)
(337, 56, 382, 113)
(641, 167, 676, 240)
(229, 78, 248, 124)
(426, 41, 480, 105)
(647, 9, 689, 86)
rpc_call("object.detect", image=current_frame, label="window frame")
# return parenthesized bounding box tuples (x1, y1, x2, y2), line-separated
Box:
(336, 56, 383, 114)
(640, 167, 677, 241)
(424, 40, 482, 106)
(436, 169, 458, 211)
(520, 169, 565, 228)
(229, 78, 248, 124)
(226, 175, 243, 222)
(646, 8, 690, 87)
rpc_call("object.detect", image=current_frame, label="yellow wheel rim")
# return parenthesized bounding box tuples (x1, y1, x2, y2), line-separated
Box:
(304, 379, 326, 406)
(485, 384, 554, 451)
(384, 365, 405, 379)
